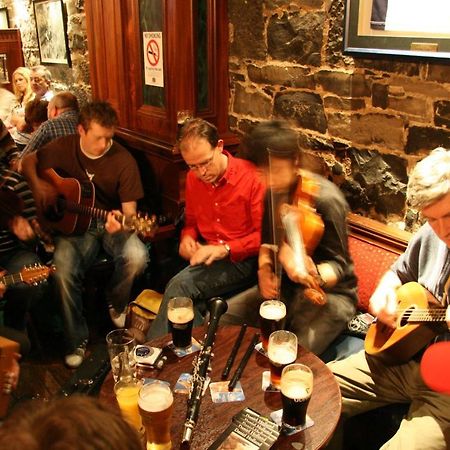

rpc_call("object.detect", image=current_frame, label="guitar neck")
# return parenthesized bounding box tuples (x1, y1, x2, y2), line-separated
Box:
(67, 202, 124, 224)
(0, 273, 23, 287)
(404, 308, 447, 322)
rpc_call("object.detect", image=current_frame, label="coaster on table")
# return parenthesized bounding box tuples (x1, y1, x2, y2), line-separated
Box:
(167, 337, 201, 357)
(174, 372, 210, 395)
(255, 342, 268, 357)
(210, 381, 245, 403)
(269, 409, 314, 436)
(261, 370, 279, 392)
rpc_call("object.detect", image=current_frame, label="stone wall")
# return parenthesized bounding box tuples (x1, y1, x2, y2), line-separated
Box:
(228, 0, 450, 230)
(1, 0, 90, 105)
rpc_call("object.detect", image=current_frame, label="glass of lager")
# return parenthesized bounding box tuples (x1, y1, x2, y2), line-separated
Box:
(280, 363, 313, 429)
(168, 297, 194, 349)
(106, 328, 136, 382)
(259, 300, 286, 352)
(138, 381, 174, 450)
(114, 378, 143, 432)
(267, 330, 298, 389)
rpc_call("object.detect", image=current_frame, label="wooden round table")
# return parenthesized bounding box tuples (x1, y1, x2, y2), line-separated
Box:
(100, 325, 341, 449)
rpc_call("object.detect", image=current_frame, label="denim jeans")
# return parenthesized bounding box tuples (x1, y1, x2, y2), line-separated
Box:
(53, 226, 148, 352)
(0, 246, 45, 331)
(147, 256, 258, 340)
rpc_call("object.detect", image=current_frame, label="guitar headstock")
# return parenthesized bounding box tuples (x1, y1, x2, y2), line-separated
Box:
(20, 264, 56, 285)
(128, 214, 159, 239)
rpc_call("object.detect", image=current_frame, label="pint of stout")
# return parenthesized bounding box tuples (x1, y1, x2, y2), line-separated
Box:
(168, 297, 194, 349)
(281, 363, 313, 428)
(138, 382, 173, 450)
(259, 300, 286, 352)
(267, 330, 298, 389)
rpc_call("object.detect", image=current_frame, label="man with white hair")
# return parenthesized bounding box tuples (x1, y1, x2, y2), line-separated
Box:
(328, 147, 450, 450)
(29, 65, 53, 101)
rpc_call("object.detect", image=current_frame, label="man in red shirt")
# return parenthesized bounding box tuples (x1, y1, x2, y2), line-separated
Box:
(147, 118, 265, 339)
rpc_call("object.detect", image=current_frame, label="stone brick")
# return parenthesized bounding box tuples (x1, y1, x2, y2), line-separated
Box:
(328, 112, 405, 149)
(315, 71, 370, 97)
(267, 11, 324, 66)
(406, 126, 450, 154)
(427, 64, 450, 83)
(233, 84, 272, 118)
(297, 131, 335, 151)
(247, 64, 314, 89)
(229, 0, 266, 59)
(274, 91, 327, 133)
(324, 95, 365, 110)
(435, 100, 450, 128)
(325, 0, 348, 67)
(372, 83, 388, 109)
(390, 77, 450, 98)
(230, 72, 246, 82)
(388, 96, 428, 119)
(354, 59, 420, 77)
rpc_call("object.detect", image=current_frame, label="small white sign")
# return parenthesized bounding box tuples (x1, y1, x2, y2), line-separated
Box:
(143, 31, 164, 87)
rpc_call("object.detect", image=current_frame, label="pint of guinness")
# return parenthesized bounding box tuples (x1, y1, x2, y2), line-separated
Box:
(267, 330, 298, 389)
(259, 300, 286, 352)
(138, 381, 174, 450)
(280, 363, 313, 428)
(168, 297, 194, 349)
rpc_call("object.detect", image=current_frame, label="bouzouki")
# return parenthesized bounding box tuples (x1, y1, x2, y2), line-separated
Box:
(1, 264, 55, 287)
(38, 168, 158, 238)
(364, 282, 447, 365)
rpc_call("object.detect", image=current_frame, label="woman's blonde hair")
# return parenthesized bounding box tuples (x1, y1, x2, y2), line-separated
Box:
(12, 66, 34, 105)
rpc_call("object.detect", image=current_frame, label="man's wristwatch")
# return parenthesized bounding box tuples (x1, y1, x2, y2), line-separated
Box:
(224, 243, 231, 255)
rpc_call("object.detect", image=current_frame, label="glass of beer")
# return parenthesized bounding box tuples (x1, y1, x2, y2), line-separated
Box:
(281, 363, 313, 429)
(259, 300, 286, 352)
(106, 328, 136, 382)
(138, 381, 174, 450)
(114, 378, 143, 432)
(267, 330, 298, 389)
(168, 297, 194, 349)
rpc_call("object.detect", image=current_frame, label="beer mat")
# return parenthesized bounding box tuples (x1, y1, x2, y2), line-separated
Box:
(142, 378, 170, 388)
(174, 372, 210, 395)
(210, 381, 245, 403)
(269, 409, 314, 435)
(167, 337, 201, 357)
(261, 371, 279, 392)
(255, 342, 268, 357)
(134, 345, 162, 366)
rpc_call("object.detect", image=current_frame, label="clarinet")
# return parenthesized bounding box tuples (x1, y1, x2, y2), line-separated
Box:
(181, 297, 228, 445)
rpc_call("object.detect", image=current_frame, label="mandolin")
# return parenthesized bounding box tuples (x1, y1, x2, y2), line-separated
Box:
(364, 282, 447, 365)
(1, 264, 55, 287)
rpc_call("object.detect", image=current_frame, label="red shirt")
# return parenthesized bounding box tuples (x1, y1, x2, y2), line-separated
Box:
(181, 151, 265, 262)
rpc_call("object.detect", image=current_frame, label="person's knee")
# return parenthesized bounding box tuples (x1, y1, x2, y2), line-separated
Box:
(123, 243, 149, 275)
(164, 272, 194, 298)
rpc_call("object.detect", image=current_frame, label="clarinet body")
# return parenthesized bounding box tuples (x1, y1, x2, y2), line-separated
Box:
(182, 297, 228, 445)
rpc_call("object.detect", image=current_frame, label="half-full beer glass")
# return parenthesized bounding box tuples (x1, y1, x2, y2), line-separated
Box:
(138, 381, 173, 450)
(168, 297, 194, 349)
(114, 378, 143, 431)
(267, 330, 298, 389)
(281, 363, 313, 429)
(259, 300, 286, 352)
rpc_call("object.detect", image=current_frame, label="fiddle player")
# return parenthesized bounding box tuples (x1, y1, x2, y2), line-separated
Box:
(327, 147, 450, 450)
(225, 121, 357, 355)
(147, 118, 265, 339)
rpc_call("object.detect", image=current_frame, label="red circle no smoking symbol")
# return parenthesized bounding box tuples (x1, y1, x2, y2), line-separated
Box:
(146, 39, 160, 66)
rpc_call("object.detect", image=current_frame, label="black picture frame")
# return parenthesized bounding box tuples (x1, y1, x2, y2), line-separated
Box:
(344, 0, 450, 60)
(33, 0, 71, 66)
(0, 7, 9, 29)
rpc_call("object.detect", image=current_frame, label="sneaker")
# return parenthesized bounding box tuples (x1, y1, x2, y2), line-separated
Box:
(108, 305, 128, 328)
(65, 341, 87, 369)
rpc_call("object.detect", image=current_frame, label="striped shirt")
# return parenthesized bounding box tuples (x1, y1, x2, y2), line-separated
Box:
(0, 169, 36, 254)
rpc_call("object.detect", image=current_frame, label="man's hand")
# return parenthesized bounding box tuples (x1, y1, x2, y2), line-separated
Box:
(278, 243, 317, 288)
(105, 210, 123, 234)
(31, 179, 58, 212)
(189, 244, 228, 266)
(9, 216, 35, 242)
(179, 235, 200, 260)
(369, 286, 398, 328)
(258, 265, 278, 299)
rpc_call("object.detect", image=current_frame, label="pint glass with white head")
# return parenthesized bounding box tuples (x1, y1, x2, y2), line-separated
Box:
(267, 330, 298, 389)
(259, 300, 286, 352)
(168, 297, 194, 349)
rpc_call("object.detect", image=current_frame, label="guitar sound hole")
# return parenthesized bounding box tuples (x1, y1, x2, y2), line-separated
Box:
(399, 306, 416, 327)
(45, 195, 66, 221)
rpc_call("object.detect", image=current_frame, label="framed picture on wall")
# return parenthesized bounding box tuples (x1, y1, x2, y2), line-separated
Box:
(33, 0, 71, 65)
(0, 7, 9, 29)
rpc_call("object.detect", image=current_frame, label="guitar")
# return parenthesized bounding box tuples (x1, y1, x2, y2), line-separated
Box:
(0, 264, 55, 287)
(364, 282, 447, 365)
(38, 168, 158, 239)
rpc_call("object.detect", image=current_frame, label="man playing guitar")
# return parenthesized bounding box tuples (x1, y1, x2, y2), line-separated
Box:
(328, 148, 450, 450)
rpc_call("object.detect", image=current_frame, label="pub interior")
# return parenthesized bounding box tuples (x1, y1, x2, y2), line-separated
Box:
(0, 1, 449, 449)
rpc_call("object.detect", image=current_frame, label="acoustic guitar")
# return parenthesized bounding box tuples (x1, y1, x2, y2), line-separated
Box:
(364, 282, 447, 365)
(1, 264, 55, 288)
(38, 168, 158, 239)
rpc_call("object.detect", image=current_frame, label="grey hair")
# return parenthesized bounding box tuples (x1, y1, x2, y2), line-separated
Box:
(407, 147, 450, 209)
(30, 65, 52, 83)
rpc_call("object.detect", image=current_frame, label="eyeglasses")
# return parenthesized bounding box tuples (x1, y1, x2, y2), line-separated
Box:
(30, 77, 45, 83)
(187, 150, 216, 171)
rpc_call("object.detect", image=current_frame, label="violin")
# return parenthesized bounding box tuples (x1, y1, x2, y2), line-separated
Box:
(279, 172, 327, 306)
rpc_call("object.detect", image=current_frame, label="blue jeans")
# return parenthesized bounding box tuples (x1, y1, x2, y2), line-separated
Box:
(147, 256, 258, 339)
(0, 246, 45, 331)
(53, 227, 148, 352)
